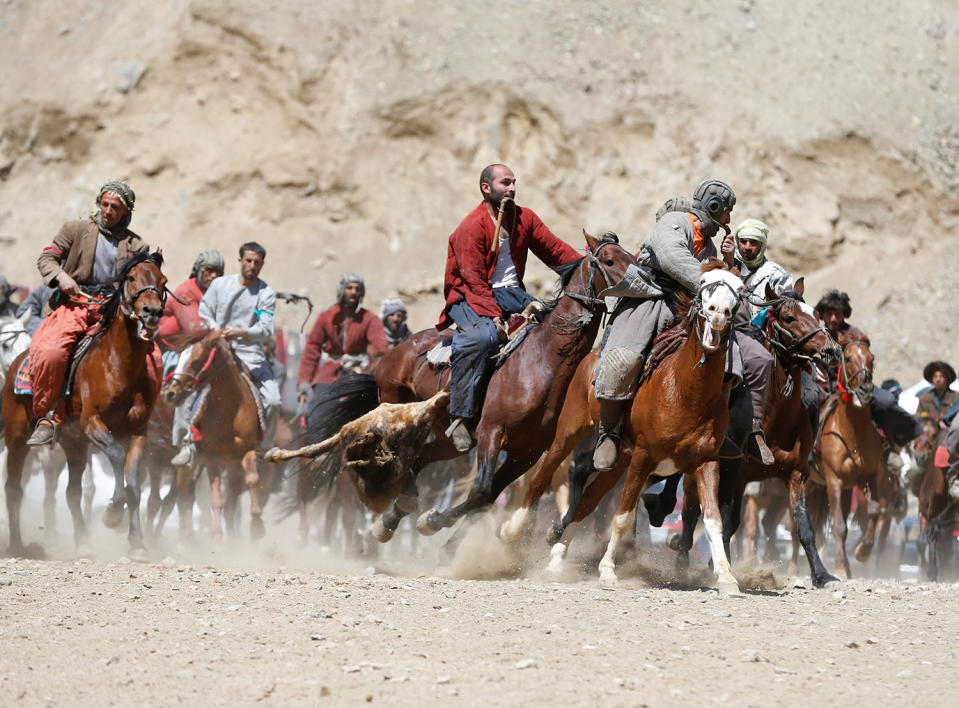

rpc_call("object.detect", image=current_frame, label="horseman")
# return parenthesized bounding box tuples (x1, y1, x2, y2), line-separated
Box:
(732, 218, 793, 318)
(26, 180, 159, 446)
(171, 242, 279, 465)
(815, 289, 868, 347)
(437, 163, 581, 452)
(157, 249, 225, 465)
(296, 272, 387, 417)
(381, 298, 412, 348)
(591, 179, 776, 469)
(916, 361, 957, 431)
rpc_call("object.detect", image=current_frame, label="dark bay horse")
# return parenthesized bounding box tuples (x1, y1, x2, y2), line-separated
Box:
(807, 340, 885, 579)
(2, 252, 167, 558)
(160, 329, 274, 542)
(291, 232, 636, 542)
(916, 419, 956, 580)
(536, 262, 746, 590)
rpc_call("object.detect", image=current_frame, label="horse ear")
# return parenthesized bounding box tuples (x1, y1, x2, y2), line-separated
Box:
(764, 282, 777, 301)
(583, 229, 599, 252)
(793, 277, 805, 297)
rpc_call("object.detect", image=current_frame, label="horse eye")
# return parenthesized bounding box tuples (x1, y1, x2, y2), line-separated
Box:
(604, 259, 614, 266)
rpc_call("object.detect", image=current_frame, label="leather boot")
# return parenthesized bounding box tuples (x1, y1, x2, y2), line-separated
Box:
(26, 417, 57, 447)
(748, 416, 775, 465)
(171, 440, 197, 467)
(593, 399, 628, 471)
(445, 418, 473, 453)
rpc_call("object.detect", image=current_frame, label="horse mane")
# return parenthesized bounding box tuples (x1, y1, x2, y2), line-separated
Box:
(541, 232, 621, 313)
(100, 250, 165, 328)
(167, 327, 217, 353)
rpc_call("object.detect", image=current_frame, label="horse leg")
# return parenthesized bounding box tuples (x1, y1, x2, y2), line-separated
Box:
(742, 495, 760, 561)
(718, 458, 743, 562)
(824, 474, 850, 579)
(788, 467, 838, 587)
(372, 474, 420, 544)
(223, 467, 241, 540)
(82, 458, 95, 521)
(43, 461, 59, 543)
(675, 475, 700, 575)
(60, 438, 92, 558)
(762, 491, 787, 562)
(208, 468, 224, 544)
(242, 451, 265, 541)
(155, 467, 179, 537)
(123, 434, 148, 559)
(644, 474, 681, 528)
(85, 415, 129, 530)
(4, 434, 30, 556)
(598, 449, 650, 586)
(145, 462, 163, 538)
(854, 480, 879, 564)
(176, 465, 196, 543)
(693, 460, 740, 594)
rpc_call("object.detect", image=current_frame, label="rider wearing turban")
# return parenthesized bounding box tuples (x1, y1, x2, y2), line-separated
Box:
(732, 218, 793, 319)
(27, 180, 156, 446)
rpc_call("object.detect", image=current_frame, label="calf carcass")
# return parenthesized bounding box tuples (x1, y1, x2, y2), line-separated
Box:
(265, 391, 449, 513)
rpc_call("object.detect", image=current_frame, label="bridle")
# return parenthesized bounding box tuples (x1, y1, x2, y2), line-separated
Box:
(689, 276, 742, 365)
(164, 337, 232, 393)
(118, 272, 167, 321)
(836, 341, 873, 404)
(554, 239, 622, 332)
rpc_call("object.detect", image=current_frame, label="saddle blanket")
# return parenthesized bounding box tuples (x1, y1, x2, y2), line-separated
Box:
(13, 357, 31, 396)
(424, 312, 539, 370)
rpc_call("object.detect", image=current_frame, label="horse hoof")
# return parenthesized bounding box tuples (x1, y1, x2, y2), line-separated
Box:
(667, 533, 682, 552)
(250, 517, 265, 541)
(5, 543, 26, 558)
(546, 522, 564, 546)
(815, 572, 841, 589)
(371, 516, 395, 543)
(416, 510, 439, 536)
(717, 580, 743, 597)
(75, 542, 95, 560)
(642, 493, 669, 527)
(102, 502, 125, 529)
(128, 547, 149, 563)
(854, 544, 871, 563)
(598, 569, 619, 588)
(263, 447, 280, 463)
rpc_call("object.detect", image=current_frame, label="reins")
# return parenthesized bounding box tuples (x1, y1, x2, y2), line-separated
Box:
(689, 277, 742, 367)
(553, 239, 619, 332)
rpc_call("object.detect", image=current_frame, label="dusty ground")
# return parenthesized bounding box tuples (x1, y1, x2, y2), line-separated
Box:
(0, 493, 955, 707)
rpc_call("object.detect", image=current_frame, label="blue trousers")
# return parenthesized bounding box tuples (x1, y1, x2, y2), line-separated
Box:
(448, 287, 536, 419)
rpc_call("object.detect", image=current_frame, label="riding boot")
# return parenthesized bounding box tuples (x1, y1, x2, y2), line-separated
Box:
(171, 440, 197, 467)
(445, 417, 474, 453)
(593, 399, 628, 471)
(748, 416, 775, 465)
(26, 414, 57, 447)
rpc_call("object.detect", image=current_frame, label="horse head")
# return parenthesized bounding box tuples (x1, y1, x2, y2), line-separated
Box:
(761, 278, 841, 381)
(161, 329, 227, 405)
(112, 251, 167, 341)
(578, 230, 638, 307)
(695, 260, 743, 352)
(838, 339, 874, 407)
(0, 309, 32, 374)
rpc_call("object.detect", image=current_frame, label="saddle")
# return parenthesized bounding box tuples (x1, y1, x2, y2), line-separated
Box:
(189, 354, 268, 441)
(423, 306, 543, 371)
(13, 321, 106, 397)
(637, 324, 687, 386)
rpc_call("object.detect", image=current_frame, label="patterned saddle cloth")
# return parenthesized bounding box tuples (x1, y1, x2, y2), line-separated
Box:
(13, 328, 101, 397)
(424, 311, 540, 370)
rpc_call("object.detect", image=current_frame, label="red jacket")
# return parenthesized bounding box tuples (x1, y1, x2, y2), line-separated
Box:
(298, 305, 388, 386)
(436, 202, 580, 329)
(156, 277, 203, 351)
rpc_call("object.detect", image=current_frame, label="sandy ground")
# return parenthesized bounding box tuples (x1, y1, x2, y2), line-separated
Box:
(0, 486, 956, 707)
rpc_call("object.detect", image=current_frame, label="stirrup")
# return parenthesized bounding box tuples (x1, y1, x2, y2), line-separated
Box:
(26, 416, 58, 447)
(592, 432, 621, 471)
(171, 441, 196, 467)
(445, 418, 473, 453)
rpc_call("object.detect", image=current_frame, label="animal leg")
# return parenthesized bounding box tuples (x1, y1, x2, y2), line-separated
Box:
(124, 434, 148, 558)
(242, 451, 265, 541)
(371, 476, 419, 544)
(4, 437, 29, 555)
(60, 437, 91, 557)
(208, 469, 224, 544)
(598, 449, 649, 586)
(176, 465, 196, 543)
(546, 521, 581, 576)
(762, 491, 786, 562)
(823, 474, 850, 579)
(82, 462, 95, 520)
(742, 495, 760, 561)
(43, 462, 59, 543)
(643, 474, 680, 528)
(675, 476, 700, 575)
(223, 467, 241, 539)
(694, 460, 740, 594)
(853, 480, 879, 564)
(86, 415, 127, 530)
(788, 467, 838, 588)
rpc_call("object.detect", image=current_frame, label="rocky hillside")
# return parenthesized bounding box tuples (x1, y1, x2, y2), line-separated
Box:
(1, 0, 957, 380)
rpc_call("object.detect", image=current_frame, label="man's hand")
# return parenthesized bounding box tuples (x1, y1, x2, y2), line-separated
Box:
(720, 233, 736, 266)
(55, 271, 80, 298)
(222, 326, 246, 340)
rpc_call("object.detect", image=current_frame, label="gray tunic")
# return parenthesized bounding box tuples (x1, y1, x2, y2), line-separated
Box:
(198, 274, 276, 370)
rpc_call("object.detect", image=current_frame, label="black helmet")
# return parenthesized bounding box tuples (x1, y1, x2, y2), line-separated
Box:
(693, 179, 736, 220)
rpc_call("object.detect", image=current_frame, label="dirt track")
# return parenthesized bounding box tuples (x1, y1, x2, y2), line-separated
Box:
(1, 527, 955, 706)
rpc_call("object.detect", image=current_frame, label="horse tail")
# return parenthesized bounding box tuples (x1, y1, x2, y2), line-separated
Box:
(275, 373, 380, 519)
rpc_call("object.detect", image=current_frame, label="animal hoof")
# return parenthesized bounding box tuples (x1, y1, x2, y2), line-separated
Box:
(818, 575, 841, 590)
(128, 547, 149, 563)
(263, 447, 280, 463)
(598, 570, 619, 588)
(667, 533, 682, 551)
(250, 517, 265, 541)
(642, 492, 669, 527)
(75, 542, 95, 559)
(371, 516, 395, 543)
(546, 522, 564, 546)
(717, 580, 743, 597)
(416, 510, 439, 536)
(102, 502, 125, 529)
(854, 544, 871, 563)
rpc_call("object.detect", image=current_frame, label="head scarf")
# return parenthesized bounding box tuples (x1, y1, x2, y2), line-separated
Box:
(93, 179, 135, 237)
(381, 297, 407, 320)
(337, 272, 365, 307)
(734, 218, 769, 268)
(191, 249, 225, 278)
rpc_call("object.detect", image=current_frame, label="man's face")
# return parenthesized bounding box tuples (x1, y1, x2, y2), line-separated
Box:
(821, 308, 844, 334)
(198, 266, 222, 292)
(238, 250, 264, 281)
(483, 166, 516, 210)
(719, 207, 732, 227)
(99, 192, 130, 229)
(341, 282, 363, 307)
(385, 311, 405, 329)
(737, 237, 762, 261)
(932, 370, 948, 391)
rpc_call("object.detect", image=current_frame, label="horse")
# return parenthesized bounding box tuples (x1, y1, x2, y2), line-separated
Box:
(519, 261, 741, 590)
(160, 329, 275, 542)
(0, 310, 32, 388)
(2, 252, 167, 559)
(807, 339, 885, 579)
(282, 232, 636, 543)
(916, 418, 958, 580)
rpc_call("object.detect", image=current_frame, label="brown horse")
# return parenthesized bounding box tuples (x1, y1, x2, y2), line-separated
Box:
(916, 419, 958, 580)
(286, 232, 636, 543)
(160, 329, 273, 542)
(2, 252, 167, 558)
(808, 340, 884, 579)
(531, 263, 745, 589)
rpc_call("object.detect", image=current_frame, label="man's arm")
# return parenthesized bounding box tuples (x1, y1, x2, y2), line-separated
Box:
(451, 226, 500, 318)
(297, 315, 327, 390)
(38, 222, 81, 294)
(240, 286, 275, 344)
(526, 212, 580, 268)
(646, 216, 702, 294)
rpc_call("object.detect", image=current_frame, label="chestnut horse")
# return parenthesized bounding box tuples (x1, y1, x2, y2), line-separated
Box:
(2, 252, 167, 558)
(916, 418, 957, 580)
(808, 340, 884, 579)
(536, 262, 745, 590)
(161, 329, 273, 542)
(289, 232, 636, 542)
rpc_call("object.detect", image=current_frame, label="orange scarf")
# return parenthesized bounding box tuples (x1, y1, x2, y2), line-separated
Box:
(688, 213, 706, 257)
